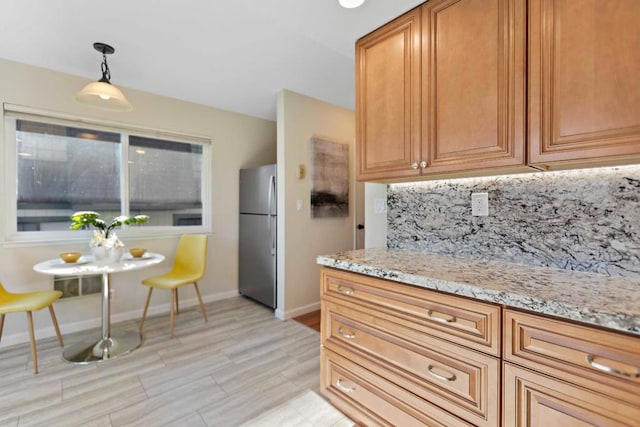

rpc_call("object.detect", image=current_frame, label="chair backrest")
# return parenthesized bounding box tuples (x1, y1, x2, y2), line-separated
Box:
(172, 234, 208, 281)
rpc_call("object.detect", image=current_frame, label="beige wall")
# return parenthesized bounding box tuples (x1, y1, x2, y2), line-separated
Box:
(0, 58, 276, 346)
(276, 89, 355, 319)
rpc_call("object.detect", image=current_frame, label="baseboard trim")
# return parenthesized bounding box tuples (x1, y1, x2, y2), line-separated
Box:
(275, 301, 320, 321)
(0, 289, 239, 349)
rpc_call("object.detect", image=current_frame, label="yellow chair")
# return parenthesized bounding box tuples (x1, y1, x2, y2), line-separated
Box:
(0, 282, 63, 374)
(139, 234, 208, 338)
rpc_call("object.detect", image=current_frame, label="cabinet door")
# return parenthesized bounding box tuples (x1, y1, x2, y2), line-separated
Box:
(503, 363, 640, 426)
(528, 0, 640, 167)
(422, 0, 527, 175)
(356, 8, 421, 181)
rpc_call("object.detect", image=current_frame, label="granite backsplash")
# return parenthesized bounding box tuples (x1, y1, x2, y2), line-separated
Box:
(387, 165, 640, 278)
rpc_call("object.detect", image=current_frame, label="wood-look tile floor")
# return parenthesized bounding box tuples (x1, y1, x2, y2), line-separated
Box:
(0, 296, 353, 427)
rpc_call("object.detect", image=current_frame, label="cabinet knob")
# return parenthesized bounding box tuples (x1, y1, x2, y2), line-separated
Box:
(420, 161, 427, 168)
(411, 162, 419, 170)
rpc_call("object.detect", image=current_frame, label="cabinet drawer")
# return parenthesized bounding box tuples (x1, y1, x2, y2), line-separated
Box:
(323, 301, 499, 427)
(503, 362, 640, 426)
(504, 309, 640, 406)
(321, 348, 472, 427)
(321, 268, 500, 355)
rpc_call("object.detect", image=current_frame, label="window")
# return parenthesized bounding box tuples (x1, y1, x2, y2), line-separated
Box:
(15, 120, 121, 231)
(128, 135, 203, 219)
(3, 108, 211, 241)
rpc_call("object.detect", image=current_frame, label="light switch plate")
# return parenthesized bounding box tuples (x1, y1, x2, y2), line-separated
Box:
(374, 198, 387, 214)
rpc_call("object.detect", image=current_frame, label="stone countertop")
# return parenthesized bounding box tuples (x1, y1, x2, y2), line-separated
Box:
(317, 248, 640, 336)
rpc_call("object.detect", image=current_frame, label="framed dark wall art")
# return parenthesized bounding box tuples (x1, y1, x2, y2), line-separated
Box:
(310, 137, 349, 218)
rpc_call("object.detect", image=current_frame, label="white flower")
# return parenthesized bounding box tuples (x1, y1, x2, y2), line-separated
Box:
(89, 230, 107, 248)
(104, 233, 124, 249)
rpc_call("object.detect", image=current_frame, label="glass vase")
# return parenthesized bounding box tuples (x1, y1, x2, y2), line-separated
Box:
(92, 246, 109, 261)
(109, 247, 124, 263)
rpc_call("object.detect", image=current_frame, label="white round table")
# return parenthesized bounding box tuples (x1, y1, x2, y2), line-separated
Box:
(33, 252, 165, 364)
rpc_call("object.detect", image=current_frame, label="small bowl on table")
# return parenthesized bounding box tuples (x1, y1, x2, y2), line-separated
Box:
(60, 252, 82, 263)
(129, 247, 147, 258)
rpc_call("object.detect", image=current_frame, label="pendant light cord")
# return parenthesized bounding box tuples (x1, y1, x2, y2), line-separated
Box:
(100, 53, 111, 83)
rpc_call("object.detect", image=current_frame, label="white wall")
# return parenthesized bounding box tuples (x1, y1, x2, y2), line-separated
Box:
(276, 89, 355, 319)
(364, 183, 388, 248)
(0, 58, 276, 346)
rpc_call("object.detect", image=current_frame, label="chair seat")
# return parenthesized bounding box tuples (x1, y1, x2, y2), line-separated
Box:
(142, 272, 202, 289)
(0, 283, 64, 374)
(0, 290, 62, 314)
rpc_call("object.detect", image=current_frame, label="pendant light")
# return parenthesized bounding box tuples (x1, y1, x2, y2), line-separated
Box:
(339, 0, 365, 8)
(75, 42, 133, 112)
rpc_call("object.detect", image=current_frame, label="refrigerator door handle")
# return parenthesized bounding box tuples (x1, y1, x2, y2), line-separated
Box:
(268, 175, 276, 256)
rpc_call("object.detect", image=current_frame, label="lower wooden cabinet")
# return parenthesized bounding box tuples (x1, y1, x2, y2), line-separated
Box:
(320, 267, 640, 426)
(504, 309, 640, 407)
(503, 309, 640, 426)
(320, 268, 500, 426)
(503, 362, 640, 426)
(323, 300, 499, 426)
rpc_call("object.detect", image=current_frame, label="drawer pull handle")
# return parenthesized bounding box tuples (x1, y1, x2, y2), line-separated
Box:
(336, 379, 355, 393)
(586, 355, 640, 378)
(338, 327, 356, 339)
(337, 285, 355, 295)
(427, 310, 457, 324)
(427, 365, 457, 382)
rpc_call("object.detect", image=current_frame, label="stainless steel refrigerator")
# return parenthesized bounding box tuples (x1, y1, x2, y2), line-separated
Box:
(239, 164, 277, 308)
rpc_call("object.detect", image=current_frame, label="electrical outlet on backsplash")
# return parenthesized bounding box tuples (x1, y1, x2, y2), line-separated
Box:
(387, 165, 640, 278)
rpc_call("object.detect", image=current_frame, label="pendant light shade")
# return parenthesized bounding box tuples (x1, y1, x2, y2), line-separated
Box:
(339, 0, 365, 8)
(75, 42, 132, 112)
(75, 81, 132, 112)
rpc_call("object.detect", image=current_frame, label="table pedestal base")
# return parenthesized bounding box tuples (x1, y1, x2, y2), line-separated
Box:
(62, 330, 142, 364)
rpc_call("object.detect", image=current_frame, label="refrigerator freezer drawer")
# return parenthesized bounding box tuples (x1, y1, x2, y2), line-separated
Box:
(239, 213, 276, 308)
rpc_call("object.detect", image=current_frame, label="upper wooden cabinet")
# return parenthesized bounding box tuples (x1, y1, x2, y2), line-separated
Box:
(422, 0, 527, 175)
(357, 0, 640, 181)
(356, 8, 421, 181)
(356, 0, 529, 182)
(528, 0, 640, 168)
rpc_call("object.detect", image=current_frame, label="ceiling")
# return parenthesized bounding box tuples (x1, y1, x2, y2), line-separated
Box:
(0, 0, 424, 121)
